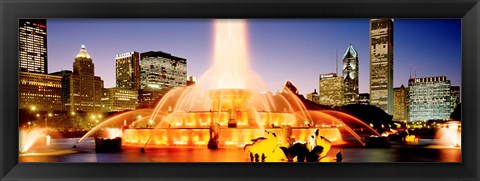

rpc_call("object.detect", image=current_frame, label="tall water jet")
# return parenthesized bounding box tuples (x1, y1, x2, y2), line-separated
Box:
(19, 128, 49, 153)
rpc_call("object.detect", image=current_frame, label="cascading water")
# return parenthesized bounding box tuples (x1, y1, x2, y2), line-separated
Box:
(77, 19, 377, 149)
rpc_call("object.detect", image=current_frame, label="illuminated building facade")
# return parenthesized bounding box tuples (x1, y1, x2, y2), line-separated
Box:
(19, 72, 62, 111)
(140, 51, 187, 90)
(306, 89, 320, 104)
(116, 51, 140, 90)
(359, 93, 370, 105)
(343, 44, 359, 104)
(54, 45, 104, 113)
(450, 86, 460, 113)
(101, 88, 138, 112)
(370, 19, 394, 114)
(319, 73, 344, 106)
(393, 85, 408, 121)
(19, 19, 47, 74)
(138, 88, 171, 108)
(408, 76, 451, 122)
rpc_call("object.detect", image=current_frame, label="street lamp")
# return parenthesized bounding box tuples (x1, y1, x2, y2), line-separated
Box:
(28, 121, 31, 129)
(30, 106, 36, 111)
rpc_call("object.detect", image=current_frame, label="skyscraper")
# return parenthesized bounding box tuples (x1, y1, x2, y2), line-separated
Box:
(319, 73, 344, 106)
(55, 45, 104, 113)
(358, 93, 370, 105)
(450, 86, 460, 113)
(116, 51, 140, 90)
(393, 85, 408, 121)
(19, 72, 62, 112)
(408, 76, 451, 122)
(306, 89, 320, 104)
(343, 44, 359, 104)
(101, 88, 138, 112)
(19, 19, 47, 74)
(140, 51, 187, 90)
(370, 19, 394, 114)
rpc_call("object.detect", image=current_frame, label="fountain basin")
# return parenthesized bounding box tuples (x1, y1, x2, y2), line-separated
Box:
(122, 127, 343, 148)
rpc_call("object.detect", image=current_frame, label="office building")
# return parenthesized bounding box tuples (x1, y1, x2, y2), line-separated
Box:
(53, 45, 104, 113)
(138, 88, 171, 108)
(450, 86, 460, 113)
(116, 51, 140, 90)
(101, 88, 138, 112)
(19, 19, 47, 74)
(319, 73, 344, 106)
(393, 85, 408, 121)
(19, 72, 62, 111)
(359, 93, 370, 105)
(408, 76, 451, 122)
(140, 51, 187, 90)
(370, 19, 394, 114)
(306, 89, 320, 104)
(343, 44, 359, 104)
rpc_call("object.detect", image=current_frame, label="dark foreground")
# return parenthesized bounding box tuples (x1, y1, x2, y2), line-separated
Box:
(19, 138, 461, 162)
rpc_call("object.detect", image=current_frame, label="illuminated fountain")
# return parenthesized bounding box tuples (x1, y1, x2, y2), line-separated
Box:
(76, 20, 379, 152)
(435, 121, 461, 147)
(19, 128, 50, 153)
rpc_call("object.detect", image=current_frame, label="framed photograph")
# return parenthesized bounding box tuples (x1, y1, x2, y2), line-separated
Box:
(1, 0, 479, 181)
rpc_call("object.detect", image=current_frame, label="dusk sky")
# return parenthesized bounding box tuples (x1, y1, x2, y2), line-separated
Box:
(47, 19, 461, 95)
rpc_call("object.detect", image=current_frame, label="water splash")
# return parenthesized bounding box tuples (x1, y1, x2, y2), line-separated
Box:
(19, 128, 51, 153)
(435, 121, 461, 147)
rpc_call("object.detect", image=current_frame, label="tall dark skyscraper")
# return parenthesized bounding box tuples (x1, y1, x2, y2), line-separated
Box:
(116, 51, 140, 90)
(19, 19, 47, 74)
(343, 44, 359, 105)
(369, 19, 394, 114)
(140, 51, 187, 90)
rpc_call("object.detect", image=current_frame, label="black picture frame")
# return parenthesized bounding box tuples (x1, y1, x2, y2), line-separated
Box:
(1, 0, 479, 181)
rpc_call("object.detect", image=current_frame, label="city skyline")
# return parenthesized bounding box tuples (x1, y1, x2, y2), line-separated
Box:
(47, 19, 461, 95)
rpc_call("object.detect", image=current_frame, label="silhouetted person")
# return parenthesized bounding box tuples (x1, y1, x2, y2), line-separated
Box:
(261, 153, 266, 162)
(250, 153, 254, 162)
(254, 153, 260, 162)
(336, 150, 343, 162)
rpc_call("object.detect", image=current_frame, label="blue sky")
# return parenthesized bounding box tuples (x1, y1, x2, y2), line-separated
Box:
(47, 19, 461, 95)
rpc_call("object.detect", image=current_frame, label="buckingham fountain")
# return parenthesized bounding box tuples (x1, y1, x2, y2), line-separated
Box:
(20, 20, 386, 161)
(74, 20, 380, 155)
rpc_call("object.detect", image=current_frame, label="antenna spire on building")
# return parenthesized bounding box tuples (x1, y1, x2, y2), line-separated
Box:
(336, 48, 338, 75)
(409, 64, 412, 79)
(414, 66, 417, 79)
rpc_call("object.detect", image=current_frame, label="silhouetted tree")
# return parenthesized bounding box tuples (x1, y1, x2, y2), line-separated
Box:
(342, 104, 395, 131)
(450, 103, 461, 121)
